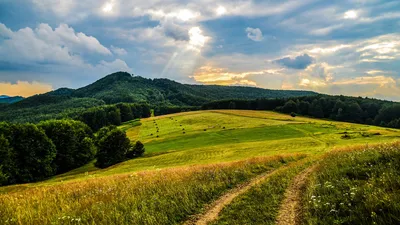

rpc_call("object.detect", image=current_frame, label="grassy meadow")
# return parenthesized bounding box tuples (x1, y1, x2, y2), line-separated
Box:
(303, 142, 400, 225)
(0, 110, 399, 224)
(42, 110, 400, 184)
(0, 155, 303, 225)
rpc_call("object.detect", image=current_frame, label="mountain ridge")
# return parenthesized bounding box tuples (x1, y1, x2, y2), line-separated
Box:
(0, 95, 24, 103)
(0, 71, 317, 123)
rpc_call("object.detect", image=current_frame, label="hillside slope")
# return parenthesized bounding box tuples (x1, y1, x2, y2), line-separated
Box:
(0, 95, 23, 103)
(72, 72, 317, 105)
(0, 72, 317, 123)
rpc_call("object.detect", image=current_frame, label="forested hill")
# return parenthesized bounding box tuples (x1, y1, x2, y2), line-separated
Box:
(72, 72, 316, 105)
(0, 72, 317, 123)
(0, 95, 23, 104)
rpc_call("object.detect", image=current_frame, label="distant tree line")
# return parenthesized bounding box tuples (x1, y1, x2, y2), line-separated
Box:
(153, 105, 200, 116)
(0, 120, 145, 186)
(202, 95, 400, 129)
(77, 103, 151, 131)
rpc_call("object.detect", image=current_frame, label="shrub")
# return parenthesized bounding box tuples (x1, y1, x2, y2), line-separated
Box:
(126, 141, 145, 159)
(38, 120, 96, 174)
(282, 100, 298, 113)
(95, 127, 132, 168)
(291, 112, 297, 117)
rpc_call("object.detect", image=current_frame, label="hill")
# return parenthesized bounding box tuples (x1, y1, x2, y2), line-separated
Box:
(72, 72, 316, 105)
(0, 95, 23, 104)
(0, 71, 316, 123)
(1, 110, 399, 224)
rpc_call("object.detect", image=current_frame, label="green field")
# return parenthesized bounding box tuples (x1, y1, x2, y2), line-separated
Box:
(4, 110, 399, 188)
(1, 110, 399, 224)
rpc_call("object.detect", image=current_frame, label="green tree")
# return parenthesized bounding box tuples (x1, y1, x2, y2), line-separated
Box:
(38, 120, 96, 174)
(375, 104, 400, 126)
(298, 101, 310, 115)
(0, 123, 56, 184)
(95, 127, 131, 168)
(308, 100, 324, 118)
(117, 103, 134, 122)
(282, 100, 298, 113)
(106, 106, 121, 126)
(0, 135, 12, 185)
(126, 141, 145, 159)
(229, 101, 236, 109)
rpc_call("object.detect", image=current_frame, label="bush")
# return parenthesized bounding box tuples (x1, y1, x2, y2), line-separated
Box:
(282, 100, 298, 113)
(38, 120, 96, 174)
(0, 123, 56, 184)
(0, 166, 8, 185)
(95, 127, 132, 168)
(290, 112, 297, 117)
(126, 141, 145, 159)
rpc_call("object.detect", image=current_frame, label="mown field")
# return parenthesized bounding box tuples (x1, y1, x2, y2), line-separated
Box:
(53, 110, 399, 182)
(1, 110, 399, 224)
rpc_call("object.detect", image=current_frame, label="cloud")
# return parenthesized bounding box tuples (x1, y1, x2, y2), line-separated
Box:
(245, 27, 263, 42)
(111, 45, 127, 55)
(304, 63, 334, 81)
(0, 23, 111, 66)
(192, 64, 285, 87)
(30, 0, 313, 23)
(192, 65, 258, 86)
(93, 59, 132, 74)
(0, 81, 52, 97)
(162, 19, 190, 41)
(188, 27, 209, 52)
(0, 23, 13, 37)
(275, 54, 314, 69)
(332, 75, 395, 86)
(32, 0, 76, 17)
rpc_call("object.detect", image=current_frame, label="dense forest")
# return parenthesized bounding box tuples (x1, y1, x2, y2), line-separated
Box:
(0, 72, 316, 123)
(0, 99, 152, 186)
(202, 95, 400, 129)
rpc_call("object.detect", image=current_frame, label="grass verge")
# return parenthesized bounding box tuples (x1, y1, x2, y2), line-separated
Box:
(0, 154, 304, 225)
(303, 142, 400, 225)
(211, 159, 313, 225)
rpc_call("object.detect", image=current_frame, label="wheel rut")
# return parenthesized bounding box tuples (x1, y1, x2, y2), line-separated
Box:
(275, 165, 315, 225)
(184, 168, 283, 225)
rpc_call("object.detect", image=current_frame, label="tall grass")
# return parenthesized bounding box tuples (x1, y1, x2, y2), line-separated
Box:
(303, 142, 400, 224)
(0, 155, 304, 225)
(212, 159, 312, 225)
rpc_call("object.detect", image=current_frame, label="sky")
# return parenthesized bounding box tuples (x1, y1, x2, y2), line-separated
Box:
(0, 0, 400, 100)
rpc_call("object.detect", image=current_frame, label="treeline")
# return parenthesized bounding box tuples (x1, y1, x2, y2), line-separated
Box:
(153, 105, 200, 116)
(0, 120, 95, 185)
(77, 103, 151, 131)
(202, 95, 400, 128)
(0, 120, 145, 186)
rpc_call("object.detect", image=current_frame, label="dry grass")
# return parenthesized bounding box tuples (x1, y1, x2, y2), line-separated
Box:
(0, 154, 305, 225)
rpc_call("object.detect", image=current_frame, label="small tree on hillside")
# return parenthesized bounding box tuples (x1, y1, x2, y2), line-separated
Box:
(95, 127, 131, 168)
(282, 100, 298, 114)
(126, 141, 145, 159)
